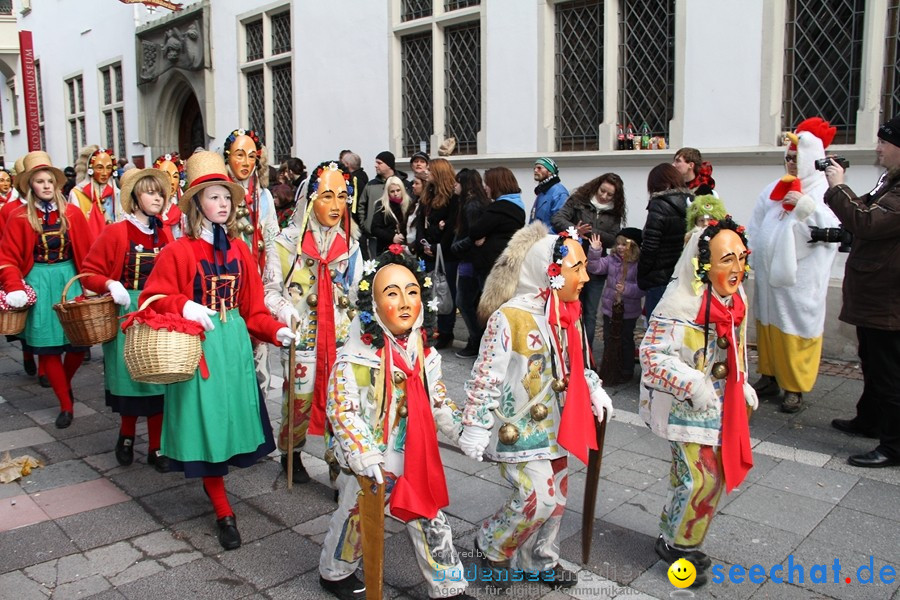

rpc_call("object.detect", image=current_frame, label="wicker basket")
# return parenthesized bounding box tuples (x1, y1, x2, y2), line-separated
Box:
(53, 273, 119, 346)
(0, 264, 29, 335)
(123, 294, 203, 384)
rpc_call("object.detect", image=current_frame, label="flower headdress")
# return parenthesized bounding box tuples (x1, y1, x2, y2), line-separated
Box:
(87, 148, 116, 176)
(694, 215, 751, 286)
(152, 152, 187, 189)
(355, 246, 436, 348)
(547, 226, 581, 289)
(222, 128, 262, 161)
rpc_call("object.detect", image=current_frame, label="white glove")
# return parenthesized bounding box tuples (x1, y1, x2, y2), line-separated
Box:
(459, 426, 491, 462)
(182, 300, 216, 332)
(590, 385, 614, 424)
(5, 290, 28, 308)
(360, 464, 383, 484)
(743, 381, 759, 411)
(107, 280, 131, 308)
(278, 304, 300, 326)
(275, 327, 296, 347)
(688, 379, 717, 412)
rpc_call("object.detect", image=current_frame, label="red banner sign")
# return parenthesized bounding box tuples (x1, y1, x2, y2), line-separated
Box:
(18, 31, 41, 152)
(118, 0, 183, 11)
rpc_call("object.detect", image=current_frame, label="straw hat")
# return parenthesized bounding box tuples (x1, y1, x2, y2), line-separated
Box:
(119, 168, 171, 214)
(17, 151, 64, 197)
(178, 151, 246, 212)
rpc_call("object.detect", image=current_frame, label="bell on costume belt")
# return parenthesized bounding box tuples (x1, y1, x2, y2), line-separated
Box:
(498, 423, 520, 445)
(393, 372, 408, 417)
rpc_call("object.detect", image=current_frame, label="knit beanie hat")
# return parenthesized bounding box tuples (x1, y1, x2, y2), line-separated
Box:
(535, 157, 558, 176)
(376, 151, 396, 171)
(878, 116, 900, 148)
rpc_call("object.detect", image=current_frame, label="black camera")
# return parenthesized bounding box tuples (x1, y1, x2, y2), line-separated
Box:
(814, 156, 850, 171)
(808, 226, 852, 253)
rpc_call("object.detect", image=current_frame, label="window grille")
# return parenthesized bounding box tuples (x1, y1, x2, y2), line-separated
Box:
(116, 109, 126, 160)
(100, 64, 125, 157)
(402, 0, 432, 22)
(0, 1, 12, 15)
(246, 70, 265, 138)
(883, 1, 900, 120)
(105, 112, 114, 150)
(271, 12, 291, 55)
(555, 0, 603, 151)
(618, 0, 675, 141)
(401, 32, 434, 157)
(783, 0, 864, 144)
(114, 64, 123, 103)
(272, 64, 293, 161)
(102, 69, 111, 105)
(65, 75, 85, 162)
(67, 80, 75, 114)
(246, 20, 263, 61)
(445, 0, 479, 10)
(444, 22, 480, 155)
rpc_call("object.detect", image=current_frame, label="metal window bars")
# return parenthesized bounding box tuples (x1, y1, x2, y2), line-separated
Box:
(555, 0, 603, 151)
(272, 63, 293, 162)
(883, 0, 900, 121)
(401, 32, 434, 157)
(271, 12, 292, 55)
(246, 20, 263, 62)
(444, 21, 480, 155)
(247, 70, 265, 140)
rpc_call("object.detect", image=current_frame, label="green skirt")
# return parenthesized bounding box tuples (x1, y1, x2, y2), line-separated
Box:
(103, 288, 165, 414)
(162, 309, 267, 463)
(23, 261, 83, 351)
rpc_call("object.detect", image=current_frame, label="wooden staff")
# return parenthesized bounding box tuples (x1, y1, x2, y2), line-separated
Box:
(356, 473, 385, 599)
(582, 410, 608, 564)
(286, 316, 298, 490)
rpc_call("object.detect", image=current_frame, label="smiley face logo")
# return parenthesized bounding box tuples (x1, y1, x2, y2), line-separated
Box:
(667, 558, 696, 588)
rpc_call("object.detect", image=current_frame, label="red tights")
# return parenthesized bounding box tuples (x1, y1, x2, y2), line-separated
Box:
(119, 413, 163, 450)
(39, 352, 84, 412)
(203, 476, 233, 519)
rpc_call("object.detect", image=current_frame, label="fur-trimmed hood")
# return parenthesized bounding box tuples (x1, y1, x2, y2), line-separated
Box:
(477, 222, 551, 326)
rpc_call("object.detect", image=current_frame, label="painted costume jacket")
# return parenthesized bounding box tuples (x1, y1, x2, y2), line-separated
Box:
(327, 323, 464, 476)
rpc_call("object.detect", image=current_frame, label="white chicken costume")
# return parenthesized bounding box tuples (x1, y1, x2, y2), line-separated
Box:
(748, 118, 840, 394)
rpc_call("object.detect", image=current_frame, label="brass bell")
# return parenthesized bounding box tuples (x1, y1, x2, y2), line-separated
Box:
(397, 404, 408, 418)
(711, 361, 728, 379)
(257, 239, 264, 251)
(238, 201, 247, 209)
(237, 208, 248, 218)
(498, 423, 520, 445)
(243, 223, 255, 235)
(530, 403, 549, 421)
(347, 308, 357, 319)
(393, 371, 406, 385)
(305, 258, 315, 267)
(716, 336, 729, 349)
(337, 296, 349, 308)
(330, 268, 337, 279)
(551, 378, 567, 393)
(306, 293, 318, 307)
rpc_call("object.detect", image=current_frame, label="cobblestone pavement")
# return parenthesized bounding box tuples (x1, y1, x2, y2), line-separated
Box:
(0, 330, 897, 600)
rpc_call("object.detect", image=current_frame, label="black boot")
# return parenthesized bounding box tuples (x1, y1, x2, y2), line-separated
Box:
(539, 564, 578, 588)
(216, 515, 241, 550)
(55, 411, 73, 429)
(24, 356, 36, 376)
(654, 535, 712, 569)
(280, 451, 311, 484)
(115, 435, 135, 465)
(147, 448, 170, 473)
(38, 374, 51, 388)
(319, 573, 366, 600)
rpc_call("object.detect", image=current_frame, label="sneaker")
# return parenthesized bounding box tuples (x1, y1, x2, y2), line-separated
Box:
(751, 375, 780, 398)
(455, 345, 479, 359)
(216, 515, 241, 550)
(654, 535, 711, 569)
(115, 435, 135, 466)
(539, 564, 578, 588)
(780, 391, 803, 414)
(280, 451, 311, 484)
(319, 573, 366, 600)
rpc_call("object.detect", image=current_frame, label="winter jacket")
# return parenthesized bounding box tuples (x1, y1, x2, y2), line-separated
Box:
(586, 250, 644, 319)
(466, 195, 526, 275)
(450, 198, 489, 263)
(637, 188, 692, 290)
(357, 171, 410, 235)
(552, 198, 623, 250)
(370, 201, 409, 255)
(414, 195, 460, 262)
(530, 182, 568, 230)
(824, 167, 900, 330)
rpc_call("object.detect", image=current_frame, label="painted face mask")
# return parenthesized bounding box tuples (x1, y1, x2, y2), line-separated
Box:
(373, 263, 422, 336)
(557, 238, 589, 302)
(312, 168, 348, 228)
(227, 135, 257, 182)
(157, 160, 180, 198)
(91, 152, 114, 185)
(707, 229, 747, 297)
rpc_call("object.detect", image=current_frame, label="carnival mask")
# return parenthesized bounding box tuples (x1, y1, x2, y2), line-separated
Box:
(708, 229, 747, 297)
(91, 152, 114, 185)
(313, 168, 348, 228)
(157, 160, 180, 199)
(0, 171, 11, 194)
(227, 135, 257, 182)
(373, 263, 422, 336)
(557, 238, 589, 302)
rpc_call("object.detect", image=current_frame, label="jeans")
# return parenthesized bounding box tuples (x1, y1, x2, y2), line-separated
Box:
(456, 269, 485, 349)
(643, 285, 667, 319)
(580, 274, 606, 351)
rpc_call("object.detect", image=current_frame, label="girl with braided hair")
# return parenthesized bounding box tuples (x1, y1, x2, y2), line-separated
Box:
(639, 215, 757, 588)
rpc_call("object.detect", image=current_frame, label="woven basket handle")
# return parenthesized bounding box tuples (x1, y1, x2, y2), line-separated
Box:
(138, 294, 167, 312)
(60, 272, 108, 304)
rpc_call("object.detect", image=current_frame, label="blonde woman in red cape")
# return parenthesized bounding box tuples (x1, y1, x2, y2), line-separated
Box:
(0, 151, 93, 428)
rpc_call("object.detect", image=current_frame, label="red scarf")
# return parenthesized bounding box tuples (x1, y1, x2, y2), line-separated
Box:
(162, 200, 183, 239)
(302, 230, 349, 435)
(695, 291, 752, 492)
(243, 178, 266, 272)
(387, 345, 449, 521)
(550, 298, 598, 465)
(81, 181, 115, 238)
